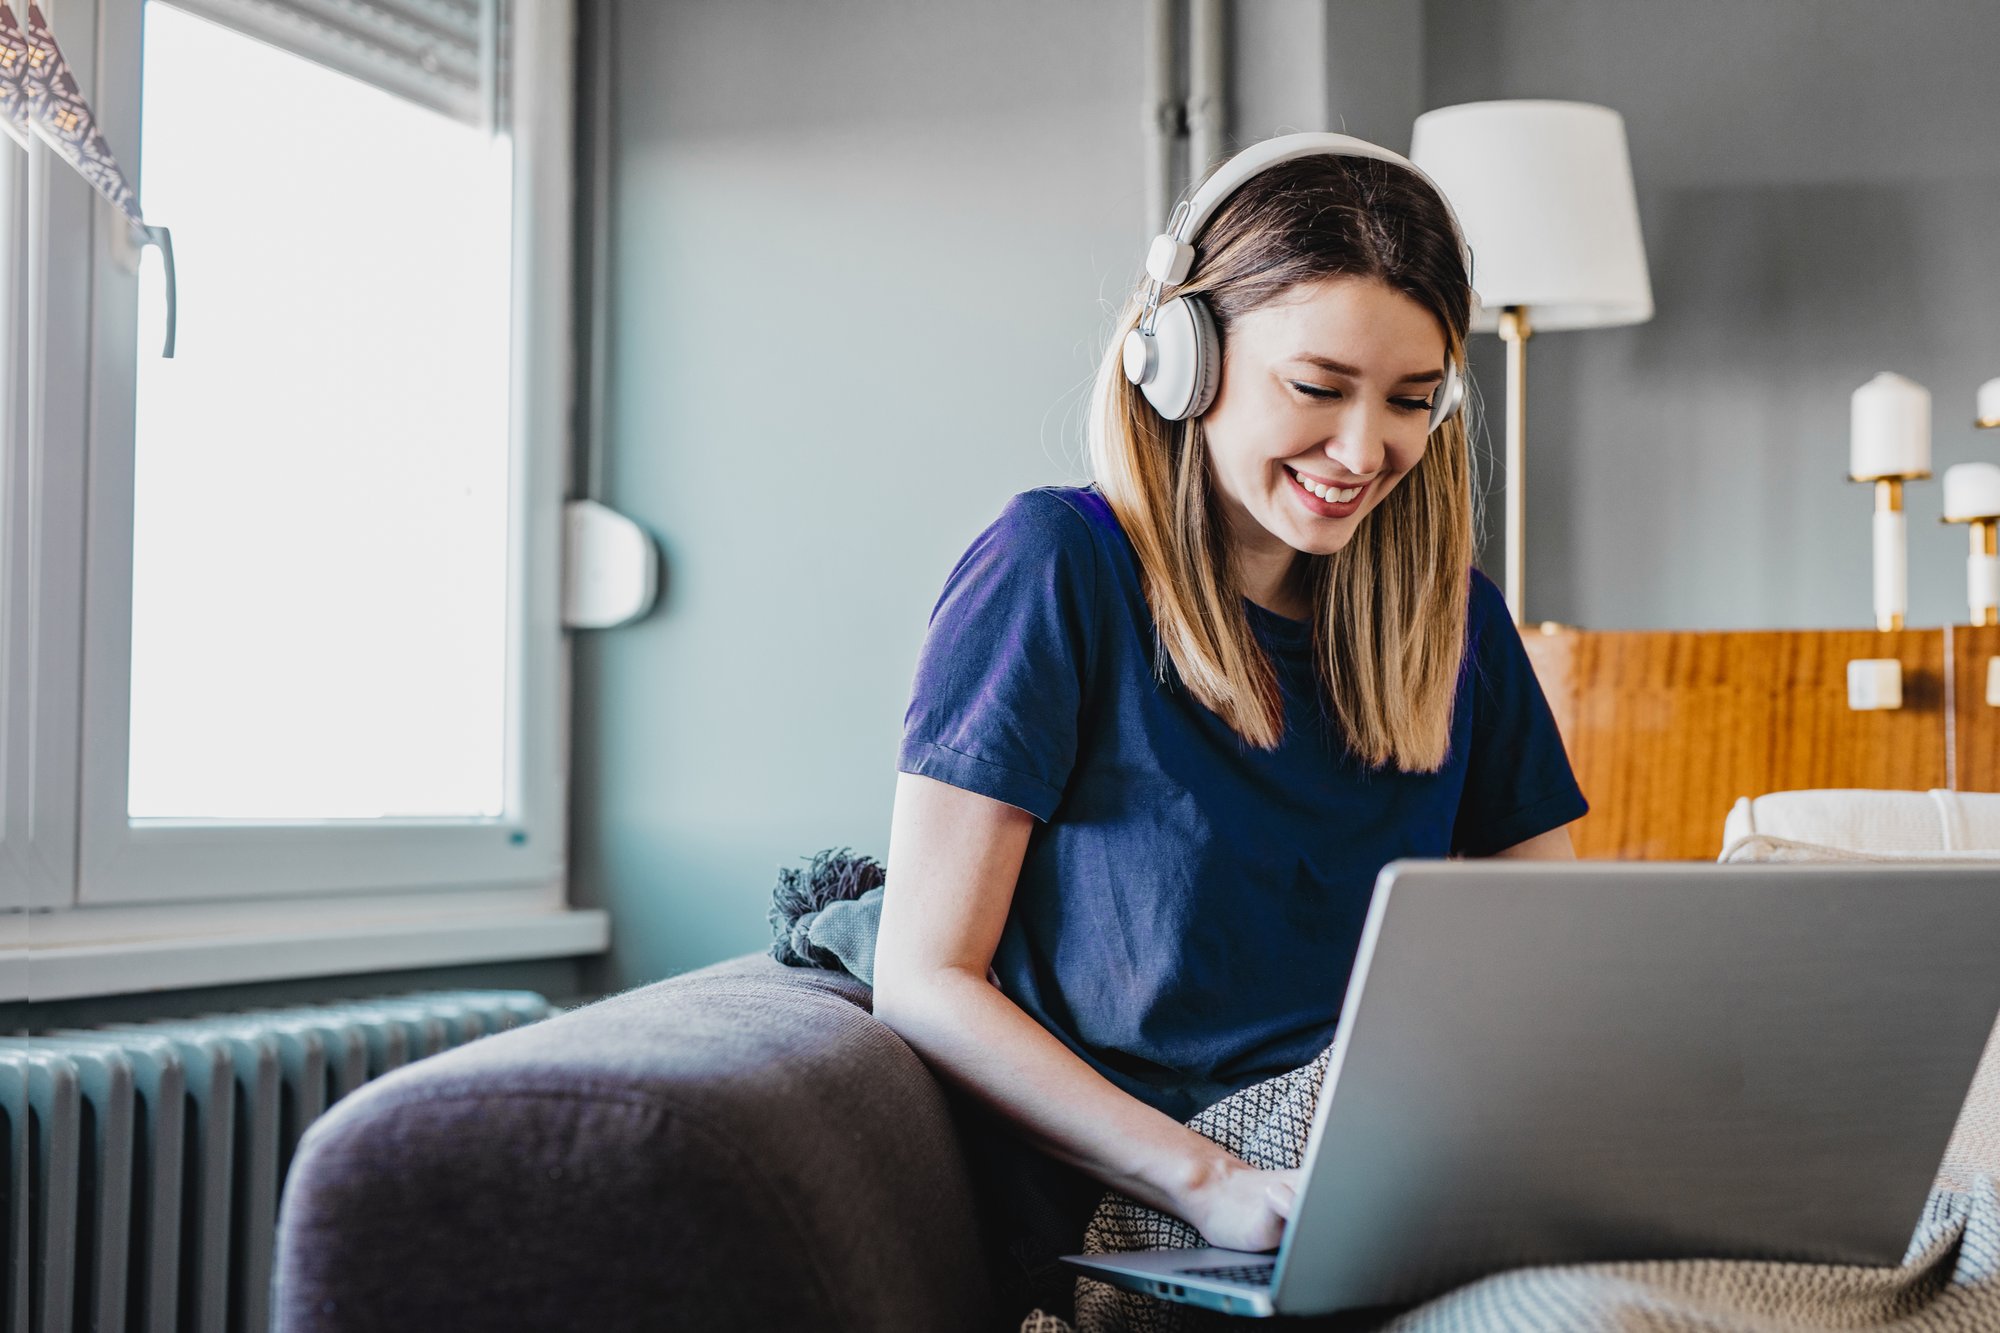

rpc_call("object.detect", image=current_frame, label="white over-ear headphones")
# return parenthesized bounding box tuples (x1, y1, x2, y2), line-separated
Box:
(1121, 131, 1475, 429)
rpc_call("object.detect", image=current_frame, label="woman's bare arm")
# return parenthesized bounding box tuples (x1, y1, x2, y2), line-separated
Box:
(873, 771, 1297, 1251)
(1486, 824, 1577, 859)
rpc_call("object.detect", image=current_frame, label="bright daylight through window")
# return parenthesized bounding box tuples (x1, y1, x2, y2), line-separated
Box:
(128, 3, 513, 820)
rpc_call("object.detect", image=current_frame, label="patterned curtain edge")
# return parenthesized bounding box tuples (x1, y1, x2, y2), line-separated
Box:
(14, 0, 146, 228)
(5, 0, 173, 355)
(0, 2, 31, 150)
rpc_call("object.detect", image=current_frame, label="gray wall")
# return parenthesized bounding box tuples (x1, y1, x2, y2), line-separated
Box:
(574, 0, 1149, 987)
(575, 0, 2000, 989)
(1427, 0, 2000, 629)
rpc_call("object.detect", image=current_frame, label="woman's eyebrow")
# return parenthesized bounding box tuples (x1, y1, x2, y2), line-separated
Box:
(1288, 353, 1444, 385)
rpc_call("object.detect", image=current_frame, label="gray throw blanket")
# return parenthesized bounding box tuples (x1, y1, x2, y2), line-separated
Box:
(768, 847, 890, 984)
(770, 849, 2000, 1333)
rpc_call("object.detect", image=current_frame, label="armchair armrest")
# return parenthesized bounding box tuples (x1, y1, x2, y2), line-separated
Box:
(274, 953, 995, 1332)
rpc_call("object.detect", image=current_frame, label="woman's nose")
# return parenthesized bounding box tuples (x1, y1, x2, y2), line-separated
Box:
(1322, 416, 1387, 479)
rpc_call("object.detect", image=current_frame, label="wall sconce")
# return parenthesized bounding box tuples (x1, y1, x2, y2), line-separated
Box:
(1849, 372, 1933, 632)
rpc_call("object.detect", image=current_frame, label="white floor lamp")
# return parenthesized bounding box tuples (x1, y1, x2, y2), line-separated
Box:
(1411, 101, 1654, 626)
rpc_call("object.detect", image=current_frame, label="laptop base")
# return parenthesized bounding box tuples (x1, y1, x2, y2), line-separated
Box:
(1059, 1246, 1277, 1317)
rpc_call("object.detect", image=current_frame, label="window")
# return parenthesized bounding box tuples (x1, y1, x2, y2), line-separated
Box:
(123, 5, 514, 824)
(8, 0, 602, 998)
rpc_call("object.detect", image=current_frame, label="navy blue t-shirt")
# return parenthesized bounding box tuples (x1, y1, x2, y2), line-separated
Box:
(897, 483, 1588, 1123)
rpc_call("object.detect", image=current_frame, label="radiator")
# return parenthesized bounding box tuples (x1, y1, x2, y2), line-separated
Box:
(2, 988, 556, 1333)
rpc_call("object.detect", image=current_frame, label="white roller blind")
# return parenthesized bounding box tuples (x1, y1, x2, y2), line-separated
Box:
(158, 0, 506, 131)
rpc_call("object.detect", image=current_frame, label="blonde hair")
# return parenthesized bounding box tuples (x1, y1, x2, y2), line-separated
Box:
(1085, 155, 1476, 772)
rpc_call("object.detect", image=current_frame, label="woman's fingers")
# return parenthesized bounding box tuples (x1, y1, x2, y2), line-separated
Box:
(1192, 1162, 1306, 1250)
(1264, 1167, 1304, 1220)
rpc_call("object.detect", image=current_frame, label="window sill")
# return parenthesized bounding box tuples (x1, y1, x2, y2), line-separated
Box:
(3, 891, 610, 1002)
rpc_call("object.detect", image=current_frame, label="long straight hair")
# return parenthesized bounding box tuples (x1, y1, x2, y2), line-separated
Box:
(1086, 154, 1476, 771)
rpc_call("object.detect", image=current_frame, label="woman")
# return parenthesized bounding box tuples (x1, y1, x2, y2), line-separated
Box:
(873, 132, 1587, 1328)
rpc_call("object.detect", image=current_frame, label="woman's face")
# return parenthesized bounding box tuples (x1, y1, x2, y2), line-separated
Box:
(1200, 274, 1448, 568)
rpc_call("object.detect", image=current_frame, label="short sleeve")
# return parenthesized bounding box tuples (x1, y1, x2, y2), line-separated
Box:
(897, 489, 1099, 822)
(1449, 569, 1590, 856)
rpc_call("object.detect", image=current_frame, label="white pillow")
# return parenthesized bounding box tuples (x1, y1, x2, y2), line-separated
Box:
(1721, 789, 2000, 859)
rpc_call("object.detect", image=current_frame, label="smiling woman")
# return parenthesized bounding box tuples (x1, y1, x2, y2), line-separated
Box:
(875, 134, 1585, 1329)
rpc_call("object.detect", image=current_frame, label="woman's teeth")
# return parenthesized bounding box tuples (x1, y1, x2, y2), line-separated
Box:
(1288, 467, 1363, 504)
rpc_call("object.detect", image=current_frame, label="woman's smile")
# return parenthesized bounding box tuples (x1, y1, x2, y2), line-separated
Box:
(1282, 463, 1371, 517)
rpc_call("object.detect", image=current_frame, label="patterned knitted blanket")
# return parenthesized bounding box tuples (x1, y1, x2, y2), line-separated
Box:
(767, 849, 2000, 1332)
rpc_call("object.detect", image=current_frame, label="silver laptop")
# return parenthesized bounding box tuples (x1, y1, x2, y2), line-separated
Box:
(1061, 859, 2000, 1319)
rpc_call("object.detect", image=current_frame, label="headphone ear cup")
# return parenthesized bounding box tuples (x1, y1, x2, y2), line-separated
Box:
(1429, 359, 1466, 432)
(1184, 296, 1222, 419)
(1140, 295, 1220, 421)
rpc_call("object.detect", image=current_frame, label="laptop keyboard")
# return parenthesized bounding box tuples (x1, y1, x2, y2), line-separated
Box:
(1172, 1260, 1276, 1286)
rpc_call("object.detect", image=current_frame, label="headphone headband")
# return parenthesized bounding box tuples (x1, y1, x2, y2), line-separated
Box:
(1174, 133, 1474, 277)
(1142, 132, 1474, 317)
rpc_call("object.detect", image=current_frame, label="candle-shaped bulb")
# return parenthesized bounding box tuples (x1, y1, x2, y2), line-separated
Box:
(1978, 376, 2000, 429)
(1850, 372, 1931, 479)
(1944, 462, 2000, 522)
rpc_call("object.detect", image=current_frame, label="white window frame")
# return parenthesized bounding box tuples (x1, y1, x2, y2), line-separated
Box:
(6, 0, 606, 1000)
(5, 94, 91, 920)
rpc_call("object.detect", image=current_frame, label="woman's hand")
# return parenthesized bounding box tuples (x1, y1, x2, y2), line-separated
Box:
(1179, 1156, 1303, 1253)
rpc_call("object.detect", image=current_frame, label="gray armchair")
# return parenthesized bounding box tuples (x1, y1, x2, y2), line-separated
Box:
(272, 953, 1012, 1331)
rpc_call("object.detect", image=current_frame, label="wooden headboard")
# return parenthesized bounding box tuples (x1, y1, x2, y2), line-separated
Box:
(1518, 623, 2000, 861)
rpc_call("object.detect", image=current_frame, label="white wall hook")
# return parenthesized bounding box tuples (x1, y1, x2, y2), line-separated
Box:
(1847, 658, 1903, 711)
(563, 499, 659, 630)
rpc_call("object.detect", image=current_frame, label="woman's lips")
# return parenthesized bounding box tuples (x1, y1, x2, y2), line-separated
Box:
(1284, 465, 1369, 518)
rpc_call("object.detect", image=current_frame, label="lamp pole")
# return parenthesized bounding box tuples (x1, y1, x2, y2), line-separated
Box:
(1498, 305, 1533, 626)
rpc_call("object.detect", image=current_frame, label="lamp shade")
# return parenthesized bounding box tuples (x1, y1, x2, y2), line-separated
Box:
(1411, 100, 1653, 334)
